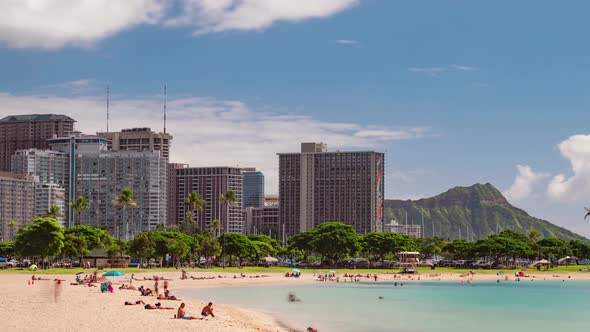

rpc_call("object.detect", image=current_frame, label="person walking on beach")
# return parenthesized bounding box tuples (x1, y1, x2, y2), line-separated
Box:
(154, 279, 159, 296)
(201, 302, 215, 318)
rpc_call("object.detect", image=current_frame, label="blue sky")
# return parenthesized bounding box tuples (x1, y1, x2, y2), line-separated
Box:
(1, 0, 590, 236)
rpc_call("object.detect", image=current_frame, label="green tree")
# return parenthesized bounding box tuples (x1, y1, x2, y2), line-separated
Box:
(309, 222, 360, 263)
(363, 232, 395, 263)
(112, 187, 138, 244)
(219, 189, 237, 268)
(221, 233, 254, 266)
(70, 196, 89, 226)
(210, 219, 222, 237)
(14, 217, 64, 267)
(287, 230, 316, 262)
(129, 232, 156, 265)
(6, 220, 18, 241)
(62, 233, 90, 262)
(417, 237, 446, 259)
(63, 225, 112, 268)
(167, 238, 190, 267)
(199, 233, 221, 267)
(569, 240, 590, 260)
(538, 238, 572, 260)
(248, 234, 281, 254)
(250, 240, 276, 262)
(45, 204, 64, 219)
(0, 241, 16, 258)
(443, 240, 475, 260)
(185, 192, 205, 234)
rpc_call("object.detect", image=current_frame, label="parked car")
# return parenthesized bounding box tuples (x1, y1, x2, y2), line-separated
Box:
(294, 261, 310, 268)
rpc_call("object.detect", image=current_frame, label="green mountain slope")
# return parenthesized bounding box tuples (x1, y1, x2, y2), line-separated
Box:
(384, 183, 587, 242)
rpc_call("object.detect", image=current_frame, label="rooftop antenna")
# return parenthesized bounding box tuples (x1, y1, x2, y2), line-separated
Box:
(163, 84, 167, 134)
(106, 85, 110, 132)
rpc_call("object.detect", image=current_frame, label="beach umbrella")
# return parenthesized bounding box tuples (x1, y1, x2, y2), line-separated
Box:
(291, 268, 301, 273)
(329, 270, 335, 274)
(103, 270, 125, 277)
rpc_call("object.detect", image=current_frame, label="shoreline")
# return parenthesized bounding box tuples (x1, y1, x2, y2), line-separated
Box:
(1, 270, 590, 332)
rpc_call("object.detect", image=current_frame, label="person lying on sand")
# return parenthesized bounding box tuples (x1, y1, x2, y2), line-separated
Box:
(157, 290, 180, 301)
(176, 303, 199, 320)
(144, 303, 174, 310)
(201, 302, 215, 318)
(138, 286, 154, 296)
(119, 284, 137, 290)
(124, 300, 145, 305)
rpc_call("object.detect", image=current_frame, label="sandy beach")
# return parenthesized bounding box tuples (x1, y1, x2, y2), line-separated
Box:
(0, 271, 307, 332)
(1, 269, 589, 332)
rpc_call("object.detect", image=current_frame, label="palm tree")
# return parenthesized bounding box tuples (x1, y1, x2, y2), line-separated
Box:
(70, 196, 90, 226)
(45, 204, 64, 220)
(220, 189, 237, 268)
(7, 220, 16, 241)
(185, 192, 205, 234)
(210, 219, 222, 237)
(112, 187, 138, 241)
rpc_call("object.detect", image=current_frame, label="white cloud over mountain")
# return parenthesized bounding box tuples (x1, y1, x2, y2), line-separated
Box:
(0, 81, 426, 193)
(503, 165, 550, 202)
(0, 0, 359, 49)
(504, 135, 590, 203)
(547, 135, 590, 201)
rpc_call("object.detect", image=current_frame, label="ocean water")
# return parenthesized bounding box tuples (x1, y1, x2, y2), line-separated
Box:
(178, 280, 590, 332)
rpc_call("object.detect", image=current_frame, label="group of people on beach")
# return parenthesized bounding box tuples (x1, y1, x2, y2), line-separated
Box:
(119, 274, 217, 322)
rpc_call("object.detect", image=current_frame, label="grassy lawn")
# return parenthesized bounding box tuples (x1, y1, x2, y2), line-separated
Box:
(1, 265, 589, 275)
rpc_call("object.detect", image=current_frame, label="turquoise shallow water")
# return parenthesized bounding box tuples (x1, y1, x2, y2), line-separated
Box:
(178, 280, 590, 332)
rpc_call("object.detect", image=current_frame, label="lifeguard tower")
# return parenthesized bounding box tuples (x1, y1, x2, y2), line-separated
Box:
(398, 251, 420, 274)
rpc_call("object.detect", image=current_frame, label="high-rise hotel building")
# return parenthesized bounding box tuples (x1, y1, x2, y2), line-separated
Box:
(175, 167, 243, 233)
(0, 114, 75, 171)
(97, 127, 172, 162)
(48, 134, 167, 239)
(278, 143, 384, 238)
(0, 172, 36, 241)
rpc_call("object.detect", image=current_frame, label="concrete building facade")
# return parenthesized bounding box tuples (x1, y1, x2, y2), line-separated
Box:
(175, 167, 243, 233)
(97, 127, 172, 162)
(0, 172, 36, 241)
(167, 163, 187, 226)
(11, 149, 69, 186)
(278, 143, 385, 238)
(48, 135, 167, 239)
(242, 168, 264, 208)
(243, 205, 280, 240)
(35, 183, 67, 227)
(74, 150, 167, 240)
(48, 135, 110, 227)
(384, 222, 423, 239)
(0, 114, 75, 171)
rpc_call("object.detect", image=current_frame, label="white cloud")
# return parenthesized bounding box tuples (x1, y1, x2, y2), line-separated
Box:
(503, 165, 550, 202)
(0, 84, 427, 194)
(0, 0, 359, 49)
(0, 0, 167, 49)
(547, 135, 590, 201)
(408, 64, 479, 77)
(407, 67, 447, 77)
(335, 39, 358, 45)
(165, 0, 360, 34)
(449, 64, 479, 71)
(354, 128, 428, 140)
